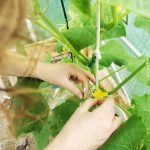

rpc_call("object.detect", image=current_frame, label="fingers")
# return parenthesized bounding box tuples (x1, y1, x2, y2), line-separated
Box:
(82, 69, 96, 84)
(75, 72, 89, 98)
(111, 116, 122, 133)
(93, 97, 115, 121)
(79, 99, 98, 112)
(63, 79, 83, 99)
(70, 65, 95, 98)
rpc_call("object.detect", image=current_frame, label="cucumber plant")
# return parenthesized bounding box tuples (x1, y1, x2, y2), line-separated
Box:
(12, 0, 150, 149)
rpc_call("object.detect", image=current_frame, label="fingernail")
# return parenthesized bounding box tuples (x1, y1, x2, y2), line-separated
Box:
(83, 88, 86, 93)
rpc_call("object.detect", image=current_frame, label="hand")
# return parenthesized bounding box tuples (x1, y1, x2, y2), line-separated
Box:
(45, 97, 121, 150)
(33, 63, 95, 99)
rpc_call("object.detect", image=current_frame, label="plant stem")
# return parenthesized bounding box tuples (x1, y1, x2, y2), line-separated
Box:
(91, 66, 96, 76)
(95, 0, 101, 88)
(99, 66, 126, 83)
(79, 52, 89, 62)
(100, 3, 105, 27)
(38, 14, 88, 65)
(108, 61, 147, 95)
(35, 20, 62, 41)
(118, 9, 131, 21)
(116, 103, 132, 117)
(111, 6, 118, 26)
(106, 9, 131, 30)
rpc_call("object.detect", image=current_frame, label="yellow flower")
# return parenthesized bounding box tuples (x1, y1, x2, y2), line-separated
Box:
(92, 89, 108, 100)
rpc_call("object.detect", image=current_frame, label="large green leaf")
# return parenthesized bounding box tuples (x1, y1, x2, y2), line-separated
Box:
(145, 133, 150, 150)
(132, 94, 150, 128)
(100, 40, 132, 67)
(100, 116, 147, 150)
(16, 77, 42, 88)
(134, 15, 150, 33)
(101, 22, 126, 40)
(63, 26, 96, 51)
(70, 0, 91, 17)
(127, 57, 150, 86)
(100, 0, 150, 17)
(142, 132, 150, 150)
(33, 100, 79, 150)
(55, 25, 126, 52)
(52, 101, 79, 133)
(33, 121, 53, 150)
(16, 119, 43, 135)
(55, 26, 96, 52)
(12, 78, 49, 136)
(132, 94, 150, 149)
(100, 40, 150, 86)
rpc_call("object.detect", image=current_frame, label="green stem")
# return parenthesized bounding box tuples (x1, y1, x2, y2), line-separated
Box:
(35, 20, 62, 41)
(106, 9, 131, 30)
(79, 52, 89, 62)
(100, 3, 105, 27)
(99, 66, 126, 83)
(111, 6, 118, 26)
(116, 103, 132, 117)
(109, 61, 147, 95)
(91, 66, 96, 76)
(37, 14, 88, 65)
(118, 9, 131, 20)
(36, 20, 85, 65)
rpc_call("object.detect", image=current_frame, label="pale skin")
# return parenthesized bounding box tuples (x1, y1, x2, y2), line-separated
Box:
(0, 51, 121, 149)
(0, 51, 95, 98)
(45, 98, 121, 150)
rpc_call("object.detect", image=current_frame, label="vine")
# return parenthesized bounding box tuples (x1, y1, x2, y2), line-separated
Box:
(12, 0, 150, 150)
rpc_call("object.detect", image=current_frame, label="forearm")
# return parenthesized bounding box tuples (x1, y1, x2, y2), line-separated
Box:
(44, 135, 73, 150)
(0, 51, 40, 77)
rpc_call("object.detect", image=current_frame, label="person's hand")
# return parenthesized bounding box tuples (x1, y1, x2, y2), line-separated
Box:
(45, 97, 121, 150)
(33, 63, 95, 98)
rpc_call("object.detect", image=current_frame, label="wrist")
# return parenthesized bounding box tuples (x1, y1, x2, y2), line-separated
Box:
(30, 61, 44, 78)
(31, 62, 54, 82)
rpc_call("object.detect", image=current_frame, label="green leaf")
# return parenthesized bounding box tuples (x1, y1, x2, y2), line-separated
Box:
(56, 25, 126, 53)
(49, 101, 78, 137)
(16, 119, 43, 135)
(53, 100, 79, 125)
(100, 40, 150, 86)
(62, 26, 96, 51)
(54, 26, 96, 52)
(132, 94, 150, 128)
(134, 15, 150, 33)
(33, 122, 53, 150)
(127, 57, 149, 86)
(33, 100, 79, 150)
(28, 101, 48, 115)
(100, 40, 132, 67)
(145, 132, 150, 150)
(12, 78, 49, 136)
(101, 0, 150, 17)
(16, 77, 42, 88)
(101, 22, 126, 40)
(100, 116, 147, 150)
(131, 94, 150, 149)
(70, 0, 91, 17)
